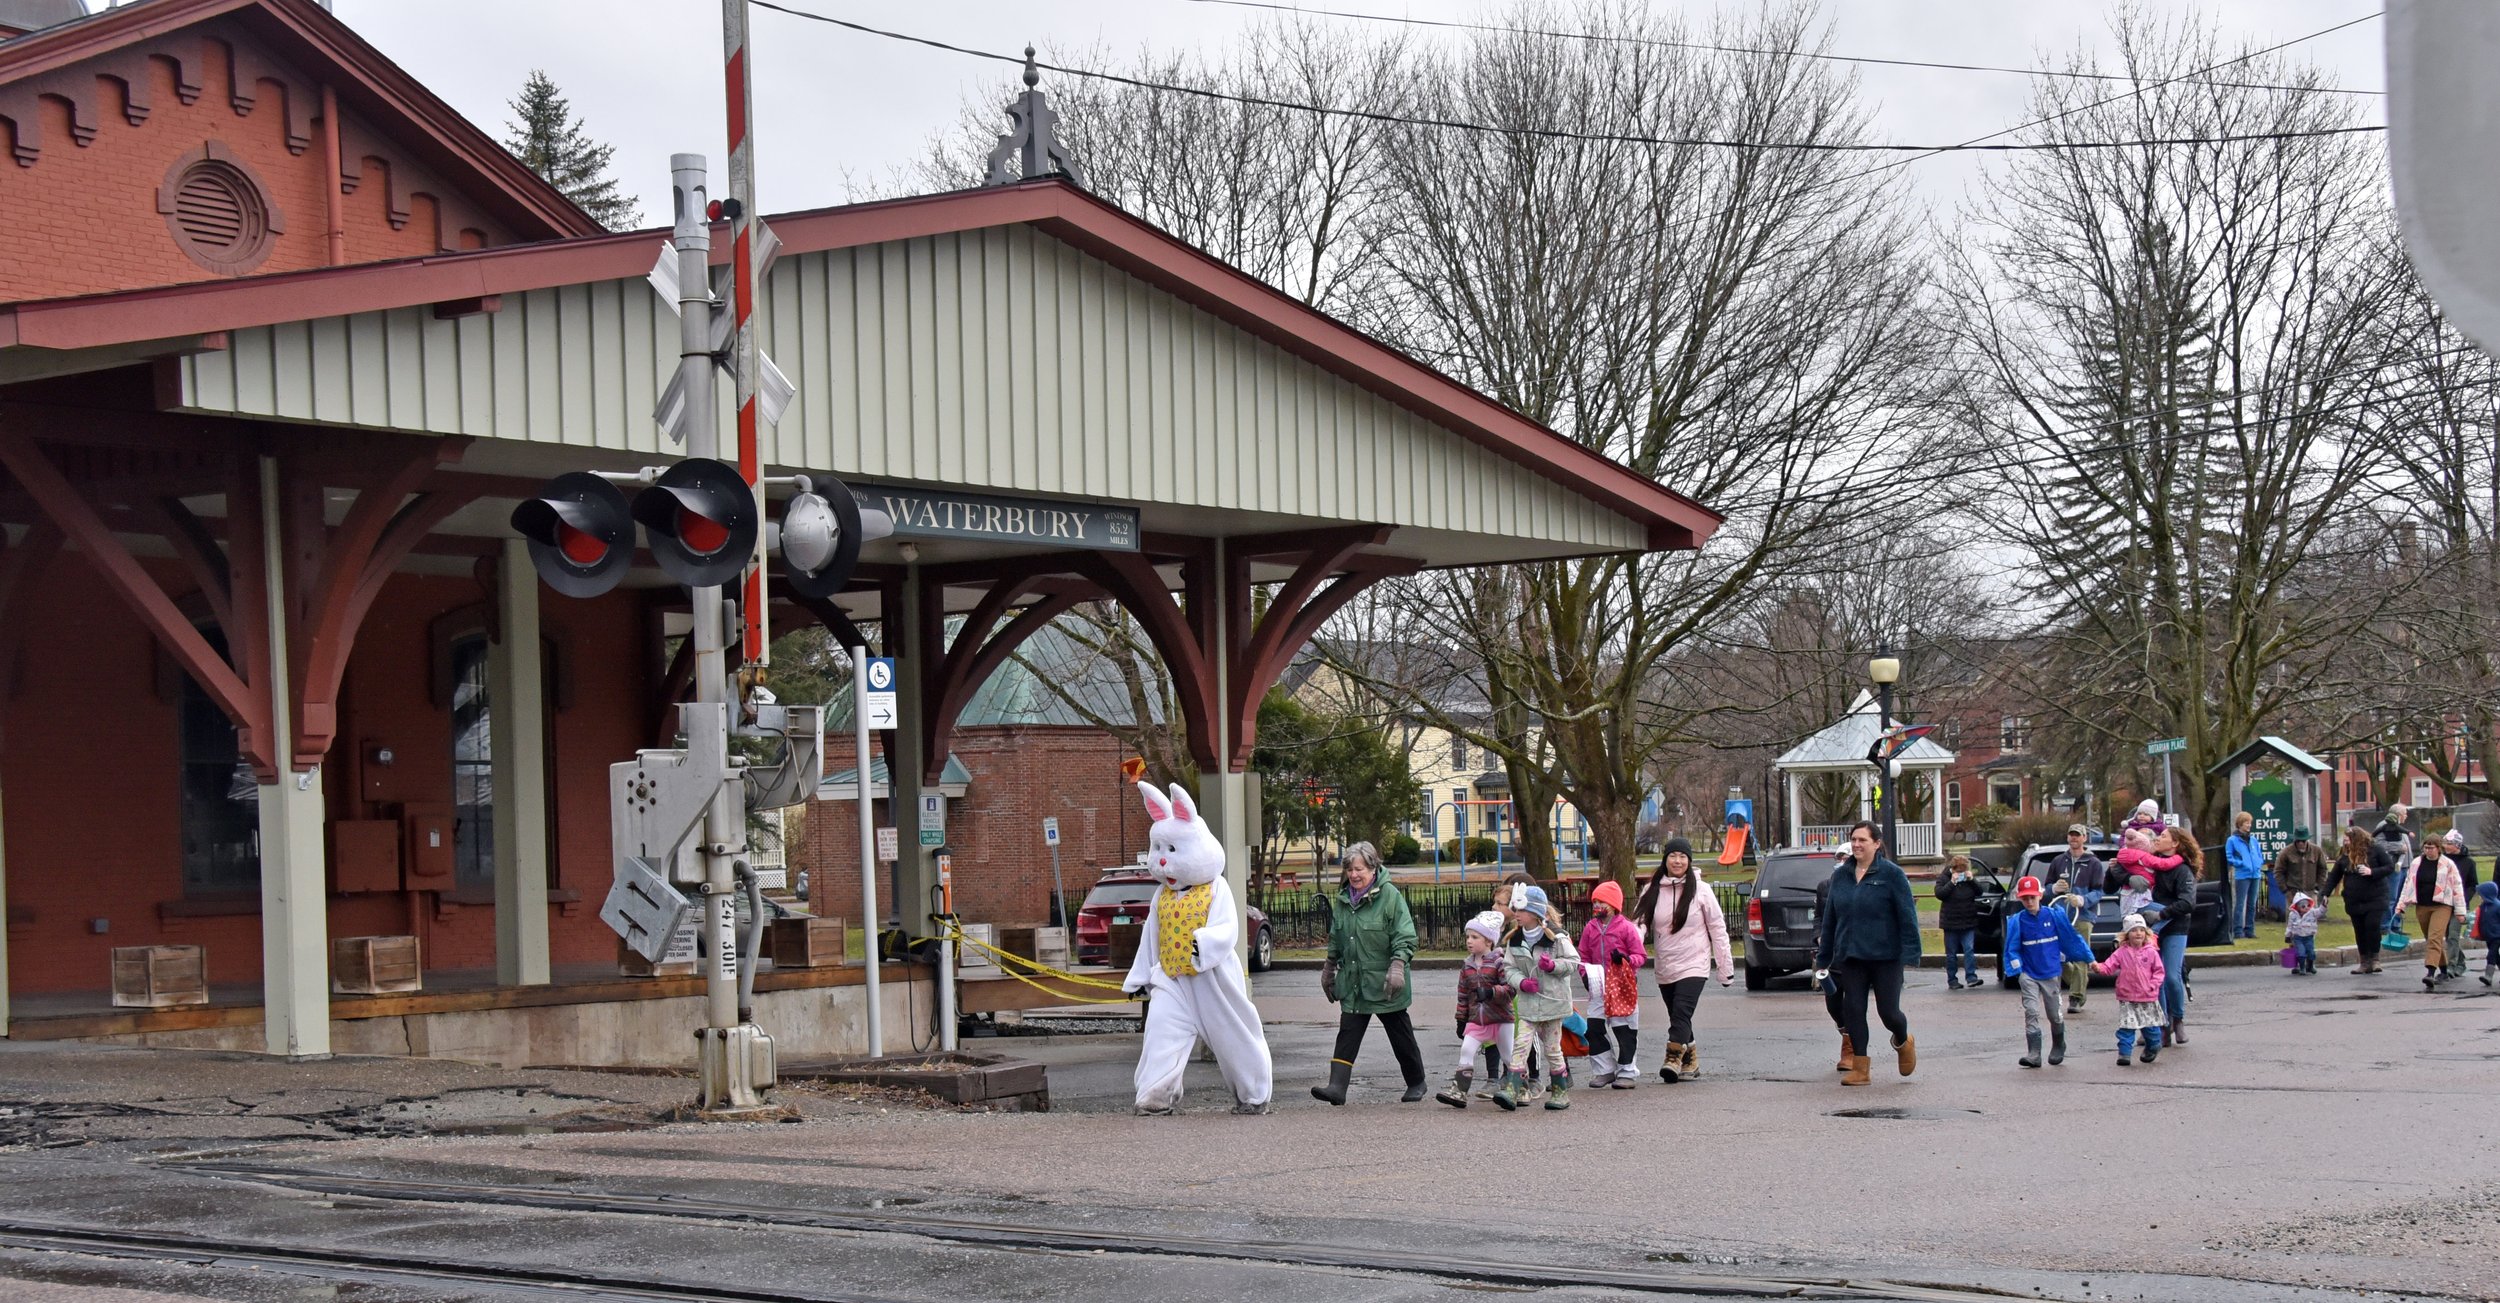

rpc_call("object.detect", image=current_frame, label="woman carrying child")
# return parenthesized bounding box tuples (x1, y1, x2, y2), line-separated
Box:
(1436, 911, 1513, 1107)
(2092, 914, 2168, 1065)
(1578, 880, 1648, 1088)
(1494, 883, 1580, 1111)
(1634, 836, 1733, 1084)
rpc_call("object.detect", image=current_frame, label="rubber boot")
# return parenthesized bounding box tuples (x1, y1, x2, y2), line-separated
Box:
(1895, 1033, 1917, 1077)
(2018, 1031, 2042, 1069)
(1435, 1070, 1472, 1109)
(1310, 1059, 1353, 1106)
(1836, 1034, 1854, 1072)
(1492, 1070, 1526, 1111)
(1659, 1042, 1687, 1084)
(1543, 1070, 1572, 1111)
(2048, 1025, 2067, 1066)
(1841, 1055, 1871, 1087)
(1400, 1075, 1429, 1104)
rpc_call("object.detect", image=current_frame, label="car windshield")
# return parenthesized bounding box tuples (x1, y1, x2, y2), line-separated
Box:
(1756, 855, 1837, 890)
(1082, 881, 1157, 910)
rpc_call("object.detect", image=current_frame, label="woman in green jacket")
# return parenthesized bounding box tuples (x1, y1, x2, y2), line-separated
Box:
(1313, 842, 1425, 1105)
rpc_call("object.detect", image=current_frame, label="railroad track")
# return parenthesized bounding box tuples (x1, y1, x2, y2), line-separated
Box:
(111, 1160, 2044, 1303)
(0, 1217, 919, 1302)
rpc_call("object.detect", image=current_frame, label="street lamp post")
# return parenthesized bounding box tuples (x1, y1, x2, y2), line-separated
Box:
(1869, 652, 1901, 856)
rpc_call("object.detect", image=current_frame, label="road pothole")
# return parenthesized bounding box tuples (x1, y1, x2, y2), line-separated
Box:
(1826, 1106, 1981, 1121)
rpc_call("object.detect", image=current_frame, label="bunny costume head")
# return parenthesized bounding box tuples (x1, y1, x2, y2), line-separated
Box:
(1137, 781, 1224, 890)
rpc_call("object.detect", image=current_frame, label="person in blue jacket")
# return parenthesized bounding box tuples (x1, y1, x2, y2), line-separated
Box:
(2225, 811, 2267, 939)
(1815, 821, 1920, 1086)
(2002, 874, 2094, 1068)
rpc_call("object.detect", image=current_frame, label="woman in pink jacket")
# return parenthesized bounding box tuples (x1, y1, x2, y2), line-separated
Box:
(1631, 837, 1734, 1083)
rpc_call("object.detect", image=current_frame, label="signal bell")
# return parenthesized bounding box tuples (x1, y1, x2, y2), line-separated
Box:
(510, 472, 634, 598)
(632, 457, 758, 589)
(778, 474, 869, 600)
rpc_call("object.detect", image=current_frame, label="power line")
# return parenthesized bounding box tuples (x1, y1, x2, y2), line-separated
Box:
(746, 1, 2384, 154)
(1179, 0, 2386, 98)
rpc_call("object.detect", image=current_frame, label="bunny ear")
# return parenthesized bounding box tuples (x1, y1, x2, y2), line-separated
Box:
(1168, 783, 1201, 824)
(1137, 781, 1172, 821)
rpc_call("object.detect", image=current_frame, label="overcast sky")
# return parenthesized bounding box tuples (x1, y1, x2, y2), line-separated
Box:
(312, 0, 2388, 232)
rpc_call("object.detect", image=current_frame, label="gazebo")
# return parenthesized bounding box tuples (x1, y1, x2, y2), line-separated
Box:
(1773, 692, 1957, 861)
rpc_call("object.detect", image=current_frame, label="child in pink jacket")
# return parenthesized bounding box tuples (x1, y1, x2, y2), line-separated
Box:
(2092, 914, 2168, 1066)
(1579, 880, 1649, 1088)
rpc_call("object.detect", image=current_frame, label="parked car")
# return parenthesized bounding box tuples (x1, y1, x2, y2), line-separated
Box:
(1073, 867, 1272, 972)
(1974, 842, 2227, 988)
(1743, 848, 1845, 990)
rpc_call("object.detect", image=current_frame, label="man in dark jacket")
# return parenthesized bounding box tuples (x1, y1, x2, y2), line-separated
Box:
(2050, 824, 2107, 905)
(1933, 859, 1985, 990)
(2273, 827, 2328, 900)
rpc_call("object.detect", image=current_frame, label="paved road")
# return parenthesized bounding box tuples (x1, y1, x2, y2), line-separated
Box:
(0, 961, 2493, 1301)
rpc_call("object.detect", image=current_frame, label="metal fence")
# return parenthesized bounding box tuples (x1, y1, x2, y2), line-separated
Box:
(1254, 878, 1751, 950)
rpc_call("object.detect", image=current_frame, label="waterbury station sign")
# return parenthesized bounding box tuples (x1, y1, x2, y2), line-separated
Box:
(846, 484, 1139, 552)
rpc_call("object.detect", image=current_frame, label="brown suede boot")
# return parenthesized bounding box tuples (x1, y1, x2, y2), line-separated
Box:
(1680, 1042, 1699, 1080)
(1836, 1034, 1854, 1072)
(1895, 1033, 1917, 1077)
(1841, 1054, 1871, 1087)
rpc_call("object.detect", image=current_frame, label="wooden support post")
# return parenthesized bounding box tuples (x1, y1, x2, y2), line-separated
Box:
(253, 456, 329, 1060)
(490, 540, 550, 986)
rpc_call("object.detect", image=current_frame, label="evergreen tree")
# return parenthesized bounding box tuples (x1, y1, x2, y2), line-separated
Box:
(503, 70, 640, 231)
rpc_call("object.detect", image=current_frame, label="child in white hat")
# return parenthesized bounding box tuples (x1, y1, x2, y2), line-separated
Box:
(1437, 911, 1514, 1107)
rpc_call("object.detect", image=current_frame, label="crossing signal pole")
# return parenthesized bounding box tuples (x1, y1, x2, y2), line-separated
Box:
(723, 0, 768, 671)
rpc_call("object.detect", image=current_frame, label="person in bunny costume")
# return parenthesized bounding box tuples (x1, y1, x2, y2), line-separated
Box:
(1121, 780, 1275, 1115)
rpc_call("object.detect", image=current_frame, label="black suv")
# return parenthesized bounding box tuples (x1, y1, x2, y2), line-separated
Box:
(1743, 849, 1845, 990)
(1975, 843, 2228, 988)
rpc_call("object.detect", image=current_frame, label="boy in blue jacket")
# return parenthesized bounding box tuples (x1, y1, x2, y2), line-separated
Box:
(2003, 875, 2094, 1069)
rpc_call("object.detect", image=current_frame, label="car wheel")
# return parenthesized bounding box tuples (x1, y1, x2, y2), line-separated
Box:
(1744, 964, 1769, 991)
(1250, 924, 1273, 973)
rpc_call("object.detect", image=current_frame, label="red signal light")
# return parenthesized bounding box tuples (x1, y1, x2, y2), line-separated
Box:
(677, 507, 731, 555)
(557, 521, 608, 566)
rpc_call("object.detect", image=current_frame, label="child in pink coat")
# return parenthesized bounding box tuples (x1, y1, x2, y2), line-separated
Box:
(2092, 915, 2168, 1066)
(1579, 880, 1649, 1088)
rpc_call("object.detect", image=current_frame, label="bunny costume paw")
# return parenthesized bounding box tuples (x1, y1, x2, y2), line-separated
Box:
(1125, 781, 1275, 1114)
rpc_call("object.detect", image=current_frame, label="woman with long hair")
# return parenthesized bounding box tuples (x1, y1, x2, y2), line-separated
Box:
(1632, 836, 1733, 1083)
(1813, 822, 1920, 1086)
(2147, 826, 2202, 1045)
(2324, 826, 2396, 975)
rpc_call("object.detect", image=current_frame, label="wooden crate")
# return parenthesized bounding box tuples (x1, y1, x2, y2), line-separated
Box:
(111, 945, 207, 1008)
(991, 926, 1068, 967)
(330, 935, 422, 995)
(767, 915, 845, 968)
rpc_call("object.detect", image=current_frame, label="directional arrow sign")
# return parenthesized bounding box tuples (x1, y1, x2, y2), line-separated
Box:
(861, 656, 898, 730)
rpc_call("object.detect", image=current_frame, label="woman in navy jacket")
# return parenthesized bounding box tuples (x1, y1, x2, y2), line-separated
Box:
(1816, 821, 1922, 1086)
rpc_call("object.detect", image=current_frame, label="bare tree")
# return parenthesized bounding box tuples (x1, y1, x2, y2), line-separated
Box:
(1342, 1, 1944, 887)
(1945, 6, 2405, 836)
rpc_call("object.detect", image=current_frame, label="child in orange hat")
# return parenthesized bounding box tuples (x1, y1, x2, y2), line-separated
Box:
(1578, 879, 1648, 1088)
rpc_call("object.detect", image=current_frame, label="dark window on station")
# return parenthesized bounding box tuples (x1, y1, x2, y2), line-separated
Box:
(451, 635, 494, 888)
(178, 628, 259, 894)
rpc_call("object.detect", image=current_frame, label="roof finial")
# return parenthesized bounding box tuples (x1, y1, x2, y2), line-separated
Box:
(984, 44, 1084, 187)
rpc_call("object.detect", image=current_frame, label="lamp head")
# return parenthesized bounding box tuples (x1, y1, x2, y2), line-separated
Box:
(1868, 654, 1901, 686)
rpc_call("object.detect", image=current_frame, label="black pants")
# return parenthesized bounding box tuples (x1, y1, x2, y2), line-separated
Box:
(1334, 1009, 1424, 1086)
(1823, 974, 1847, 1034)
(1658, 976, 1705, 1043)
(1835, 959, 1908, 1057)
(2352, 903, 2384, 965)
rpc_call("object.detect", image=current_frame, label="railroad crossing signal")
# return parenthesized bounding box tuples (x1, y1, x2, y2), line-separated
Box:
(510, 472, 635, 598)
(631, 457, 758, 589)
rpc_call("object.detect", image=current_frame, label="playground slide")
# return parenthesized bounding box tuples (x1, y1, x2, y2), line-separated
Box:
(1717, 825, 1748, 865)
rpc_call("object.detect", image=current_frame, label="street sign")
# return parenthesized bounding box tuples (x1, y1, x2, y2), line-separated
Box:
(2242, 777, 2294, 858)
(2388, 2, 2500, 360)
(875, 826, 898, 863)
(2145, 738, 2187, 756)
(861, 656, 898, 730)
(919, 829, 945, 848)
(1042, 816, 1060, 847)
(919, 792, 945, 847)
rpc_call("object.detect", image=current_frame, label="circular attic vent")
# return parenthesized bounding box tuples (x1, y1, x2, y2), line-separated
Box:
(159, 144, 284, 275)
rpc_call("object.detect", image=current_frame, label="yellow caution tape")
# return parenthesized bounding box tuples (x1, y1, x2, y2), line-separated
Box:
(938, 923, 1137, 996)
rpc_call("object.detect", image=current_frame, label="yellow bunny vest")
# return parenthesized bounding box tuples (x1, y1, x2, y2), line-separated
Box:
(1156, 883, 1215, 977)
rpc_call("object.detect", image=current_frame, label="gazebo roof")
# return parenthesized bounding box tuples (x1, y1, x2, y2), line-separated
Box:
(2207, 736, 2330, 776)
(1774, 692, 1957, 772)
